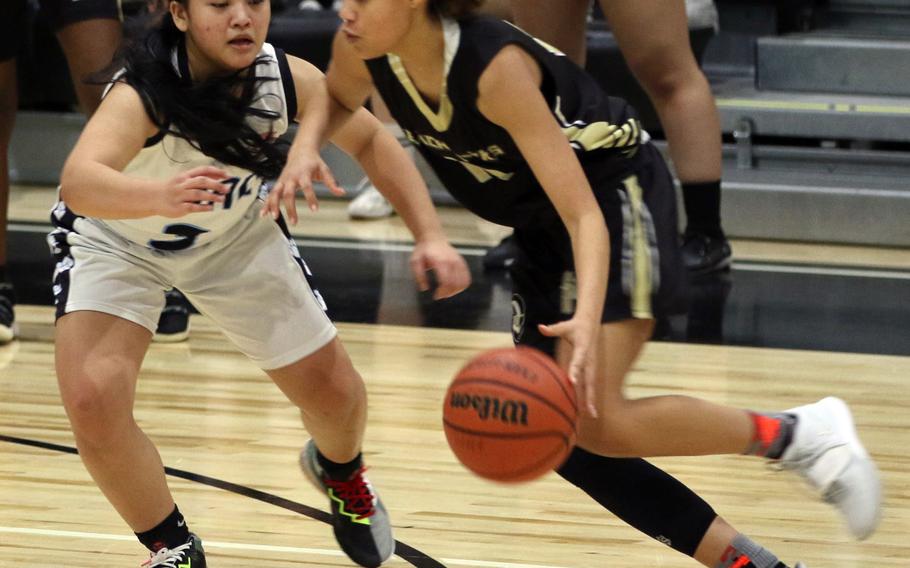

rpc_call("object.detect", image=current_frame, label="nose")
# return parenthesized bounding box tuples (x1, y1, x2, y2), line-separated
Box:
(337, 0, 355, 23)
(229, 3, 253, 28)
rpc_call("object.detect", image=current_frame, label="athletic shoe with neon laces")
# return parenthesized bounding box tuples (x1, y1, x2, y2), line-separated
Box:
(778, 397, 882, 540)
(141, 533, 206, 567)
(299, 440, 394, 567)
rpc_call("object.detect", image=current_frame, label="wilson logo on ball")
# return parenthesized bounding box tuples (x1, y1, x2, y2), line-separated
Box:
(448, 392, 529, 426)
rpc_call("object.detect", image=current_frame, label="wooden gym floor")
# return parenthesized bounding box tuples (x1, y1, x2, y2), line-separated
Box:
(1, 185, 908, 566)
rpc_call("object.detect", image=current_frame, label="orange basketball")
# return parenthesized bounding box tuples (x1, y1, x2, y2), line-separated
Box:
(443, 346, 578, 483)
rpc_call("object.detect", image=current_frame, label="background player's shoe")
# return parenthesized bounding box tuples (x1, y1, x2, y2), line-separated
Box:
(482, 235, 518, 271)
(778, 397, 882, 540)
(299, 440, 394, 567)
(153, 289, 191, 343)
(141, 533, 206, 567)
(0, 282, 17, 344)
(347, 181, 395, 220)
(681, 230, 732, 274)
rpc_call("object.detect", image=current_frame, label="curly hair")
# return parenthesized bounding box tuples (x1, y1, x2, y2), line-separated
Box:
(427, 0, 483, 18)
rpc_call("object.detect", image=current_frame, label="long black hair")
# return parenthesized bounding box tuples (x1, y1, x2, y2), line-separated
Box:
(427, 0, 482, 18)
(114, 5, 288, 179)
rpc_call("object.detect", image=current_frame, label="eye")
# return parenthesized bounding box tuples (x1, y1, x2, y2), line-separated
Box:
(210, 2, 228, 7)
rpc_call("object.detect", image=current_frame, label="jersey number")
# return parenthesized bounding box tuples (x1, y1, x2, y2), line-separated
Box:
(148, 224, 210, 251)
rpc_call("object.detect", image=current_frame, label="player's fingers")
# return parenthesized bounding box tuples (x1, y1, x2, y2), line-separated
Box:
(283, 188, 298, 225)
(188, 189, 223, 204)
(411, 258, 430, 292)
(299, 181, 318, 212)
(320, 164, 345, 196)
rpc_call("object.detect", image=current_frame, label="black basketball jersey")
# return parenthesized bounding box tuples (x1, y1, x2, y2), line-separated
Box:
(365, 16, 646, 229)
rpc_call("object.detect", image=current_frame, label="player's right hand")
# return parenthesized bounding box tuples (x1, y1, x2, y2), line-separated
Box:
(157, 166, 230, 218)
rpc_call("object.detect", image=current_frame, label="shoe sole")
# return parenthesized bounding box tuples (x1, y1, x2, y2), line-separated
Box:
(0, 324, 17, 344)
(151, 330, 190, 343)
(817, 397, 882, 539)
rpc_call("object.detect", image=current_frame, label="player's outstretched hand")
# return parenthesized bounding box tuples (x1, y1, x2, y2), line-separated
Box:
(538, 318, 598, 418)
(410, 238, 472, 300)
(265, 151, 344, 224)
(157, 166, 229, 217)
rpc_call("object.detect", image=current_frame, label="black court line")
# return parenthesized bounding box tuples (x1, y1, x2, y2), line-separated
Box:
(0, 433, 447, 568)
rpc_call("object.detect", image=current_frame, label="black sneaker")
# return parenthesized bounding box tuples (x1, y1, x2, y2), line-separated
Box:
(482, 235, 518, 271)
(153, 289, 191, 343)
(141, 533, 206, 568)
(681, 231, 732, 274)
(299, 440, 394, 567)
(0, 282, 17, 344)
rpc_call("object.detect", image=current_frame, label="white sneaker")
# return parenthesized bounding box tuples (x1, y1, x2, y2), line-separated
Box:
(778, 397, 882, 540)
(347, 180, 394, 220)
(297, 0, 324, 10)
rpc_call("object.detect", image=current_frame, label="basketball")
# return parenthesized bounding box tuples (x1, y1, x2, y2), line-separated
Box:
(443, 346, 578, 483)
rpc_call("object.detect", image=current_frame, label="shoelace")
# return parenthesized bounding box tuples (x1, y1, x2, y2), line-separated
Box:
(140, 541, 192, 568)
(325, 467, 377, 521)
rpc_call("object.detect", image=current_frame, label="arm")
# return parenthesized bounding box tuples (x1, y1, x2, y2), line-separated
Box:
(266, 30, 375, 221)
(330, 107, 470, 298)
(60, 83, 228, 219)
(477, 45, 608, 415)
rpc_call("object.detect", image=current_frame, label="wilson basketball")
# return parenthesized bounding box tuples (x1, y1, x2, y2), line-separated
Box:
(443, 346, 578, 483)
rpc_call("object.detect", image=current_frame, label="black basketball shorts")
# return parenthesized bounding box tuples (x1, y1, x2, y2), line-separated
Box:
(508, 143, 688, 356)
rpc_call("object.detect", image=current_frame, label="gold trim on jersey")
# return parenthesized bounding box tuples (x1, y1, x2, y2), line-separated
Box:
(554, 96, 641, 151)
(386, 18, 461, 132)
(387, 54, 454, 132)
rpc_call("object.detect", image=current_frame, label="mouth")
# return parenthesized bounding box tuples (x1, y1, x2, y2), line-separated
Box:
(228, 37, 256, 49)
(341, 28, 360, 42)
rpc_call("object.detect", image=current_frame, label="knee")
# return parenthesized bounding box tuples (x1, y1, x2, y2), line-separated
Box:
(59, 364, 134, 446)
(579, 398, 640, 455)
(625, 50, 699, 103)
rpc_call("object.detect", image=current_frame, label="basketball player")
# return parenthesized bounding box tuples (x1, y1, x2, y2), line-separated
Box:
(0, 0, 194, 344)
(274, 2, 883, 566)
(509, 0, 732, 274)
(54, 0, 469, 566)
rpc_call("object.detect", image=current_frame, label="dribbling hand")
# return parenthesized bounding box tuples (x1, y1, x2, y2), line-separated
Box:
(157, 166, 229, 218)
(538, 317, 598, 418)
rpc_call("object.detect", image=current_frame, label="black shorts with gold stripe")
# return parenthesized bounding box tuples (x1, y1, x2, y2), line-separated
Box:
(1, 0, 121, 61)
(508, 142, 688, 356)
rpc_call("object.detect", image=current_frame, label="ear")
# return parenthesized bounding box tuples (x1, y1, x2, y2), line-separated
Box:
(170, 1, 189, 32)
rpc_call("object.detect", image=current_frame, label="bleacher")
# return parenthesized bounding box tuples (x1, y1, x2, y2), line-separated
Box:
(9, 0, 910, 246)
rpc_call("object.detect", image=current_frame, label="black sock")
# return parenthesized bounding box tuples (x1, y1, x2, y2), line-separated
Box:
(135, 505, 191, 552)
(317, 449, 363, 480)
(557, 447, 717, 557)
(681, 180, 723, 237)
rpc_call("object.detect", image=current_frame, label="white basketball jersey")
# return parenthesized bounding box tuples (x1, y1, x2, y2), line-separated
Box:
(101, 43, 295, 251)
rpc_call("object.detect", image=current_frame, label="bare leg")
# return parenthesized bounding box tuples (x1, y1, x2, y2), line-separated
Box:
(510, 0, 589, 63)
(266, 337, 367, 462)
(0, 58, 16, 268)
(55, 18, 122, 117)
(55, 311, 174, 532)
(598, 0, 722, 184)
(568, 319, 753, 457)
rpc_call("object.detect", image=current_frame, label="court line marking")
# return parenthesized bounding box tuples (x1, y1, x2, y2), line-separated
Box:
(10, 222, 910, 279)
(0, 527, 569, 568)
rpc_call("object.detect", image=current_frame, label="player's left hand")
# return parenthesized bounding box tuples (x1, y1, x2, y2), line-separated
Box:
(410, 239, 471, 300)
(264, 150, 344, 224)
(538, 317, 598, 418)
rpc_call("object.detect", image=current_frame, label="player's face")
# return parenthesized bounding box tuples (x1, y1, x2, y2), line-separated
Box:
(171, 0, 270, 79)
(337, 0, 418, 59)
